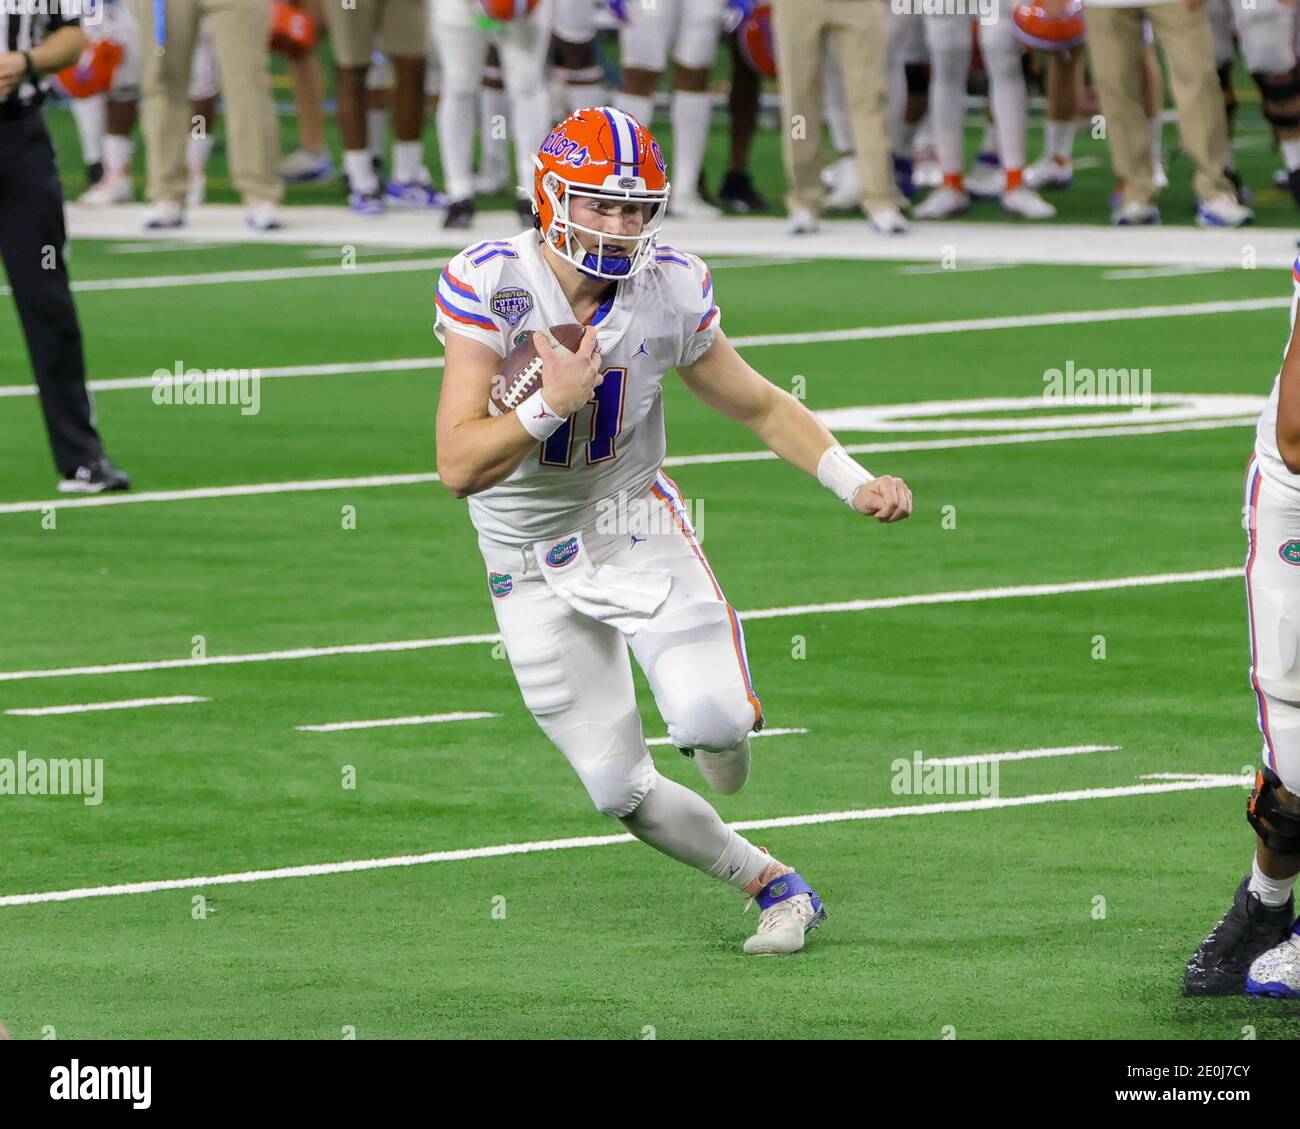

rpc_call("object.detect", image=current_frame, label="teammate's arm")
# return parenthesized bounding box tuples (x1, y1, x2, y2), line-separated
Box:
(435, 327, 602, 498)
(1276, 313, 1300, 473)
(677, 330, 912, 522)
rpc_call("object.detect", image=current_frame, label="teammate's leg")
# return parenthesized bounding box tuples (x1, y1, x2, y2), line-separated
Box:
(1185, 459, 1300, 994)
(496, 0, 554, 220)
(665, 0, 725, 218)
(915, 13, 972, 218)
(434, 0, 486, 225)
(552, 0, 605, 111)
(616, 0, 672, 127)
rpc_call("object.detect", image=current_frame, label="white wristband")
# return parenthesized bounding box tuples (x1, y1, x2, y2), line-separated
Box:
(817, 444, 875, 507)
(516, 388, 566, 441)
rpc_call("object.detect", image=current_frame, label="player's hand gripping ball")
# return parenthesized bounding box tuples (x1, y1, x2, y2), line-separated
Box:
(490, 323, 601, 419)
(852, 476, 913, 523)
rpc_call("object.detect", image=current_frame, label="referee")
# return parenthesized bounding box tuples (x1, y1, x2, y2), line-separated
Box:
(1, 1, 129, 493)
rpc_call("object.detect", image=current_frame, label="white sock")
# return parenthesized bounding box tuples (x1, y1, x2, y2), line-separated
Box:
(985, 52, 1026, 170)
(616, 91, 654, 129)
(366, 108, 389, 161)
(1282, 137, 1300, 172)
(186, 134, 212, 176)
(103, 133, 135, 178)
(1249, 855, 1298, 908)
(478, 85, 510, 179)
(344, 149, 379, 194)
(567, 77, 606, 114)
(436, 90, 479, 201)
(670, 89, 712, 199)
(1148, 116, 1163, 164)
(72, 94, 107, 166)
(392, 140, 426, 184)
(1046, 119, 1075, 161)
(618, 773, 768, 892)
(979, 120, 998, 158)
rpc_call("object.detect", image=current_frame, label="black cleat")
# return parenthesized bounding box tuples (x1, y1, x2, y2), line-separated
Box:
(444, 197, 476, 229)
(1287, 169, 1300, 211)
(1184, 876, 1295, 996)
(57, 456, 131, 495)
(86, 160, 104, 189)
(676, 745, 695, 760)
(718, 169, 769, 214)
(515, 197, 536, 227)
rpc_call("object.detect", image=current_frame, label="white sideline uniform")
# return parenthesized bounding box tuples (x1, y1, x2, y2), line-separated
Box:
(433, 231, 764, 817)
(1248, 257, 1300, 793)
(618, 0, 727, 72)
(1207, 0, 1297, 74)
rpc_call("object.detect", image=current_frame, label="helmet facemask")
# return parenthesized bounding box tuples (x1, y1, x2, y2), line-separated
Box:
(538, 170, 670, 281)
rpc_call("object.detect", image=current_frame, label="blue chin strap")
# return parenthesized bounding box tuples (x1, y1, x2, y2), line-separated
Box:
(579, 251, 634, 279)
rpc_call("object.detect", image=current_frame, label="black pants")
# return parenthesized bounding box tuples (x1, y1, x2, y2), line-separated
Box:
(0, 105, 103, 475)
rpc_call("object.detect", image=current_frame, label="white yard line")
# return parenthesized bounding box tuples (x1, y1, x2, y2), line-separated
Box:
(0, 566, 1242, 684)
(923, 744, 1120, 766)
(0, 294, 1286, 401)
(4, 695, 208, 717)
(296, 711, 500, 732)
(0, 416, 1255, 516)
(0, 775, 1246, 908)
(645, 726, 808, 747)
(0, 256, 447, 297)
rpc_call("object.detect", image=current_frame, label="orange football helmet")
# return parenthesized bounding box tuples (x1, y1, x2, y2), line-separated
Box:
(1011, 1, 1085, 52)
(532, 107, 671, 281)
(479, 0, 540, 18)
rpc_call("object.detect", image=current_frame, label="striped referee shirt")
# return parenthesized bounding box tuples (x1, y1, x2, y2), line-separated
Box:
(1, 0, 83, 107)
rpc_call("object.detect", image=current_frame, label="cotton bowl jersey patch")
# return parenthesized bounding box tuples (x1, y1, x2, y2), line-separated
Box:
(1280, 541, 1300, 566)
(489, 571, 514, 597)
(546, 537, 580, 568)
(491, 287, 534, 327)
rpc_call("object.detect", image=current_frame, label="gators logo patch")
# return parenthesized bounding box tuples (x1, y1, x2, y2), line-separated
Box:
(491, 286, 533, 327)
(488, 571, 513, 598)
(769, 881, 789, 898)
(1280, 541, 1300, 566)
(545, 537, 579, 568)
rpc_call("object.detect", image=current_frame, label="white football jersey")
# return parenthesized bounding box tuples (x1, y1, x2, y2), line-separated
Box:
(434, 230, 721, 549)
(1255, 258, 1300, 499)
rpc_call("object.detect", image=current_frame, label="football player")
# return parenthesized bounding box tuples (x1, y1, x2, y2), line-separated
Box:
(1184, 258, 1300, 996)
(433, 108, 913, 953)
(913, 0, 1056, 220)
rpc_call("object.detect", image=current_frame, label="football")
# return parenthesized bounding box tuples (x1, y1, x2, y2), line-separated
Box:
(489, 322, 591, 416)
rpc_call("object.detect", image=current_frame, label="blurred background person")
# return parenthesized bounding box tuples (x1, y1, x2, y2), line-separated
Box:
(136, 0, 283, 231)
(772, 0, 905, 235)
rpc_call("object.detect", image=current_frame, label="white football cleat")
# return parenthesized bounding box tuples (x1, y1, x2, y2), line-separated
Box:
(912, 185, 970, 220)
(1001, 185, 1056, 219)
(1247, 920, 1300, 998)
(822, 153, 861, 210)
(79, 173, 133, 205)
(667, 191, 722, 221)
(742, 873, 827, 956)
(1024, 154, 1072, 190)
(143, 200, 184, 229)
(1112, 199, 1160, 225)
(787, 208, 821, 235)
(1153, 162, 1169, 191)
(964, 157, 1002, 200)
(1196, 194, 1253, 228)
(868, 206, 908, 235)
(245, 202, 283, 232)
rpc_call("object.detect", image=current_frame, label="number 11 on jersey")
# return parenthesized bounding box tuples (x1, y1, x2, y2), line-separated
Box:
(540, 367, 628, 467)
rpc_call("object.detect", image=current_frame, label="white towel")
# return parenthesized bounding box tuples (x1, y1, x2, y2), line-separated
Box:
(533, 530, 671, 636)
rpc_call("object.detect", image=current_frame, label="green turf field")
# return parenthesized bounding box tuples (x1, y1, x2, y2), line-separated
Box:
(3, 236, 1300, 1040)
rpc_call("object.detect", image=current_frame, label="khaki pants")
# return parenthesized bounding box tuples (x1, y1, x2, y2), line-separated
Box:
(1086, 1, 1232, 206)
(325, 0, 429, 67)
(772, 0, 896, 215)
(136, 0, 283, 206)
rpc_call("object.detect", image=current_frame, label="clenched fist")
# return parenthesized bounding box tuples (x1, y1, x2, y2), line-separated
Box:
(851, 475, 913, 523)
